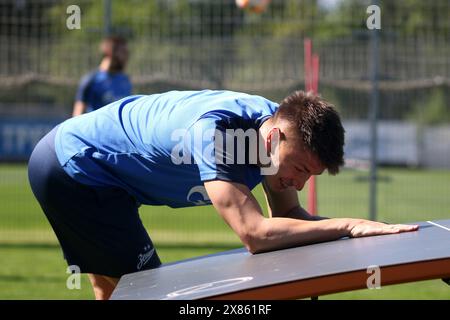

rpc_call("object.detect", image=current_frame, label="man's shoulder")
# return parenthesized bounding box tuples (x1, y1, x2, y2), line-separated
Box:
(110, 71, 131, 81)
(78, 70, 98, 87)
(85, 69, 104, 79)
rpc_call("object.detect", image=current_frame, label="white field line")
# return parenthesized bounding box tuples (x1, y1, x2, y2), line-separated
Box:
(426, 221, 450, 232)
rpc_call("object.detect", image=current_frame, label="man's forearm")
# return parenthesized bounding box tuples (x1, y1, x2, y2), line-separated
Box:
(250, 213, 419, 254)
(72, 101, 86, 117)
(284, 205, 329, 221)
(250, 217, 350, 253)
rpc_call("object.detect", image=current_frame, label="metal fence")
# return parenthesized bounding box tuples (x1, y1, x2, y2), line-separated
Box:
(0, 0, 449, 242)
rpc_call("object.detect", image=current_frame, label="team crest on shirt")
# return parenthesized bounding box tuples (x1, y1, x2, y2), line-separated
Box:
(187, 186, 211, 206)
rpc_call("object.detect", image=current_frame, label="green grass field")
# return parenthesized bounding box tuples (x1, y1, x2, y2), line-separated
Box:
(0, 164, 449, 299)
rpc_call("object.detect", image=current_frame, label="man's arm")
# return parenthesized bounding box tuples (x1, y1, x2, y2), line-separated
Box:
(72, 101, 87, 117)
(73, 72, 93, 117)
(204, 180, 418, 254)
(261, 178, 327, 221)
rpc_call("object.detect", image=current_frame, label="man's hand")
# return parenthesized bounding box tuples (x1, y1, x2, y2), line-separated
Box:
(348, 219, 419, 238)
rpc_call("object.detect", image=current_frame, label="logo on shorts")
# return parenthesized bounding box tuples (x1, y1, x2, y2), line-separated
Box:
(187, 186, 211, 206)
(137, 245, 155, 270)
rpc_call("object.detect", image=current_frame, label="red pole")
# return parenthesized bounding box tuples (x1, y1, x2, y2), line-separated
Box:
(308, 53, 320, 215)
(304, 39, 319, 216)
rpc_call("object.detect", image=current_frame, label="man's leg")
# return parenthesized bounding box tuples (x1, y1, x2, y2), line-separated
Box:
(28, 126, 161, 300)
(88, 274, 119, 300)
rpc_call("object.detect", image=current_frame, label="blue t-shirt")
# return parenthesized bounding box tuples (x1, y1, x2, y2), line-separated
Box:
(75, 70, 132, 112)
(55, 90, 279, 208)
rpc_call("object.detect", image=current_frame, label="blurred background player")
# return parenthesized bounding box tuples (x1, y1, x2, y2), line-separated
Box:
(72, 35, 132, 117)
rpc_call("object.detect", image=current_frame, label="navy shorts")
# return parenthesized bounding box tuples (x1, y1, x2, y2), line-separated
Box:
(28, 126, 161, 278)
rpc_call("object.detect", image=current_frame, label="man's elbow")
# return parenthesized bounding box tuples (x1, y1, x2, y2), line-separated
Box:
(242, 237, 263, 254)
(242, 237, 260, 254)
(240, 222, 270, 254)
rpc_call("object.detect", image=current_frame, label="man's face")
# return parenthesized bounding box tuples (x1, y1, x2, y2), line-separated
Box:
(265, 125, 326, 192)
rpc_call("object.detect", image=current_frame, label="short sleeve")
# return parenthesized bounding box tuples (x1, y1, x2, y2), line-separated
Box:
(186, 117, 259, 186)
(75, 73, 94, 102)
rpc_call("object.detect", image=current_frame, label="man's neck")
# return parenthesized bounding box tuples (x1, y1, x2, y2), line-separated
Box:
(259, 117, 274, 143)
(99, 57, 111, 72)
(256, 117, 274, 167)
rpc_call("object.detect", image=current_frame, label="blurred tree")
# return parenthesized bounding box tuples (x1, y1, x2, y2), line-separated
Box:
(409, 87, 450, 125)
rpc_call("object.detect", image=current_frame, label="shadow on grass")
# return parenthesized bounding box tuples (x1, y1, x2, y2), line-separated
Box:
(0, 243, 60, 250)
(0, 242, 241, 251)
(0, 274, 63, 283)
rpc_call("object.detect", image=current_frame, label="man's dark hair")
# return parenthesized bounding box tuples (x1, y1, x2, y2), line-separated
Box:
(100, 35, 128, 72)
(101, 35, 127, 54)
(274, 90, 345, 175)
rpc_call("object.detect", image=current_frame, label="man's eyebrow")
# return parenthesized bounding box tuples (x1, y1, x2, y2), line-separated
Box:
(295, 163, 310, 174)
(303, 164, 311, 174)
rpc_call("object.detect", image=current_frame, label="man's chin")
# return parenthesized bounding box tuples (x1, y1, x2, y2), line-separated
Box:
(277, 179, 288, 191)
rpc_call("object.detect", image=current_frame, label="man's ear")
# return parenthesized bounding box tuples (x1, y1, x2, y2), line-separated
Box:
(266, 127, 281, 154)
